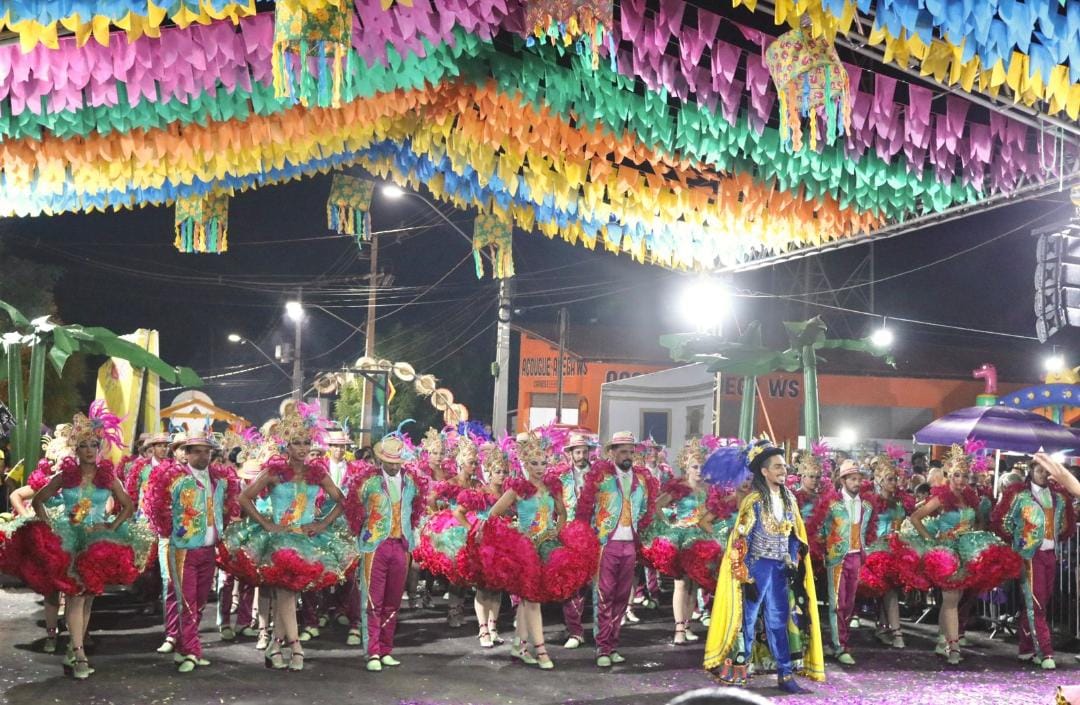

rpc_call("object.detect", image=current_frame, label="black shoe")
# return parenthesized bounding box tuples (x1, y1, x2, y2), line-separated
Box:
(778, 677, 812, 694)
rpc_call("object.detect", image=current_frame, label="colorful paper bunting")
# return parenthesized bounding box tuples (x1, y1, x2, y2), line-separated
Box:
(326, 174, 375, 243)
(174, 192, 229, 254)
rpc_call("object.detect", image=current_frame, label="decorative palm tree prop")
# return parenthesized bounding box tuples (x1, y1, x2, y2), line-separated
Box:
(0, 300, 202, 471)
(661, 317, 894, 443)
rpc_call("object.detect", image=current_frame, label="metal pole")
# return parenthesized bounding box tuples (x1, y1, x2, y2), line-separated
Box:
(492, 278, 512, 435)
(292, 287, 303, 401)
(555, 307, 568, 423)
(362, 231, 379, 446)
(713, 370, 723, 436)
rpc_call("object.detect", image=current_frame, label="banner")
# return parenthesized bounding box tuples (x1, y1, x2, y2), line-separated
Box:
(94, 329, 161, 463)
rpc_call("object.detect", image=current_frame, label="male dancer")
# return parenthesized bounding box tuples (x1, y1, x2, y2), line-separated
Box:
(146, 436, 239, 672)
(703, 440, 823, 694)
(558, 432, 593, 649)
(811, 460, 871, 666)
(350, 435, 425, 672)
(323, 430, 363, 643)
(578, 432, 657, 668)
(992, 459, 1075, 670)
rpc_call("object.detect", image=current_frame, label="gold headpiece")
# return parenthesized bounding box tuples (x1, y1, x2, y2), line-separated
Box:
(796, 452, 823, 476)
(869, 454, 897, 480)
(455, 435, 478, 465)
(676, 438, 707, 470)
(515, 432, 546, 466)
(479, 443, 508, 475)
(421, 428, 445, 456)
(273, 401, 328, 446)
(944, 444, 971, 473)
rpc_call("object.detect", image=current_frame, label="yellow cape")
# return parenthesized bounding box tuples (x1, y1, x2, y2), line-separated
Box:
(703, 490, 825, 682)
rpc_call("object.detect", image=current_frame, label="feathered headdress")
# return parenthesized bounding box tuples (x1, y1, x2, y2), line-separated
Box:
(69, 400, 124, 449)
(964, 437, 992, 474)
(797, 441, 828, 476)
(274, 401, 329, 446)
(944, 441, 976, 473)
(455, 433, 479, 466)
(702, 438, 781, 488)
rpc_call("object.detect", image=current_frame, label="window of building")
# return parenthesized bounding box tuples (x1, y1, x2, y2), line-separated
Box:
(641, 410, 670, 445)
(686, 405, 704, 437)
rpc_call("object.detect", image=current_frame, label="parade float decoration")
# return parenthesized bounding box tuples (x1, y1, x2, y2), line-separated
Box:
(0, 299, 202, 471)
(971, 363, 998, 407)
(661, 316, 894, 444)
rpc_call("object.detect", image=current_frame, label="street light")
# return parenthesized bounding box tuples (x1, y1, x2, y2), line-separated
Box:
(870, 316, 894, 348)
(1045, 353, 1066, 373)
(680, 277, 730, 334)
(838, 427, 857, 448)
(379, 183, 510, 434)
(285, 300, 304, 322)
(227, 333, 292, 380)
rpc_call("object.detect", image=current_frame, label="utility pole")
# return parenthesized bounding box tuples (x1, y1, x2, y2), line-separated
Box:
(555, 307, 568, 424)
(492, 278, 513, 435)
(362, 232, 379, 445)
(292, 287, 303, 401)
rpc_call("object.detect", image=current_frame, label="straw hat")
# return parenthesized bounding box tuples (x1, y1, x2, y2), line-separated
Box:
(565, 432, 591, 451)
(431, 388, 454, 411)
(414, 374, 437, 396)
(325, 430, 350, 446)
(605, 431, 637, 450)
(835, 459, 860, 480)
(178, 435, 215, 450)
(392, 361, 416, 382)
(374, 435, 408, 465)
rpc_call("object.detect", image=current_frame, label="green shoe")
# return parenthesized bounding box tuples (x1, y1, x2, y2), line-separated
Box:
(177, 656, 197, 673)
(346, 629, 362, 647)
(219, 626, 236, 641)
(596, 654, 612, 668)
(609, 652, 626, 664)
(156, 638, 176, 654)
(73, 658, 93, 680)
(837, 652, 856, 666)
(366, 657, 383, 672)
(381, 655, 401, 667)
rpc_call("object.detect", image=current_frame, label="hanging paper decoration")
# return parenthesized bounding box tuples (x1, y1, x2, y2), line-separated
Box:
(472, 213, 514, 279)
(174, 193, 229, 254)
(326, 174, 375, 244)
(272, 0, 353, 108)
(764, 23, 851, 152)
(524, 0, 615, 69)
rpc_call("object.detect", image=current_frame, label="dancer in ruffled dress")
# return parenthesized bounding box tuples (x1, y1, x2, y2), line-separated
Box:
(467, 433, 600, 670)
(901, 444, 1022, 665)
(859, 454, 915, 650)
(640, 437, 731, 645)
(452, 443, 508, 648)
(3, 427, 74, 653)
(24, 403, 153, 679)
(222, 403, 357, 672)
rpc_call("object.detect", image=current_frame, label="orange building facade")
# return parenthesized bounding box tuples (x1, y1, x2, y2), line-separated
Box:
(516, 329, 1027, 445)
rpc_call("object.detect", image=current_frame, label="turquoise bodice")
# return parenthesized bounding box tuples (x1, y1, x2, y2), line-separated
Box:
(516, 488, 556, 541)
(60, 485, 111, 525)
(269, 481, 319, 527)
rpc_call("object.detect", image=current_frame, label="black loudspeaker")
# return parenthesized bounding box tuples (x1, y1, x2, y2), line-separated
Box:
(1035, 222, 1080, 342)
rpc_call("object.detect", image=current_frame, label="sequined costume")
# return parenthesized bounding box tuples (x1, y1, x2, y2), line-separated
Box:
(640, 479, 735, 591)
(704, 489, 825, 686)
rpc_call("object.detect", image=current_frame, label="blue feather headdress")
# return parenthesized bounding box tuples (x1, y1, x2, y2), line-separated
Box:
(702, 438, 782, 488)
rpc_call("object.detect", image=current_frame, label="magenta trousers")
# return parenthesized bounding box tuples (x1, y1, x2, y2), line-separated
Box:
(1019, 549, 1057, 658)
(363, 538, 408, 657)
(164, 545, 216, 658)
(594, 540, 636, 655)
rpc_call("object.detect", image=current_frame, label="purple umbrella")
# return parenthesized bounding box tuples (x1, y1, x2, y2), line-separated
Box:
(914, 405, 1080, 453)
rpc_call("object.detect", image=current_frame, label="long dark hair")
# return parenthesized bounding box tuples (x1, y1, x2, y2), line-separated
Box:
(749, 448, 794, 513)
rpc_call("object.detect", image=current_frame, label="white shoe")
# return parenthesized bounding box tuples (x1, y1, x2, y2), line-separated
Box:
(684, 628, 699, 642)
(891, 635, 905, 649)
(563, 636, 582, 649)
(156, 638, 176, 654)
(623, 609, 640, 624)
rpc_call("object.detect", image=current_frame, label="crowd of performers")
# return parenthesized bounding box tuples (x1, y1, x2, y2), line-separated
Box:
(0, 400, 1073, 694)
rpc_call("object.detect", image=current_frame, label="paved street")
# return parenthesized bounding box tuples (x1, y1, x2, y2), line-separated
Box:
(0, 582, 1069, 705)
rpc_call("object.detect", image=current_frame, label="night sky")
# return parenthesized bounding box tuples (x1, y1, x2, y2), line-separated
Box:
(0, 170, 1073, 425)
